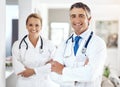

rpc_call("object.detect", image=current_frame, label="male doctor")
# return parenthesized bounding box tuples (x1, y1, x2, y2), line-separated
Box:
(50, 2, 107, 87)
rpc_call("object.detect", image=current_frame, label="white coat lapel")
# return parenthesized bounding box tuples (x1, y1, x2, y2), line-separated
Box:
(64, 40, 74, 58)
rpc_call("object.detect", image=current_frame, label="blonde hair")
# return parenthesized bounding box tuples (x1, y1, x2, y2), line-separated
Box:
(26, 13, 42, 25)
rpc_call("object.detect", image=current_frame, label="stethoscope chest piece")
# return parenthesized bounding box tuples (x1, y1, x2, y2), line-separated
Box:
(82, 47, 86, 54)
(39, 49, 43, 54)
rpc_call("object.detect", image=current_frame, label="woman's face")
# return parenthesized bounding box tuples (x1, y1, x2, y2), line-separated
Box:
(70, 7, 91, 35)
(26, 17, 42, 37)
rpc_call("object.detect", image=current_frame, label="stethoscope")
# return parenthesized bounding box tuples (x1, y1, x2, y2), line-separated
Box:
(64, 31, 93, 58)
(19, 35, 44, 54)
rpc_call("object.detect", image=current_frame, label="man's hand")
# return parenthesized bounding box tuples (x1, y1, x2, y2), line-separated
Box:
(51, 61, 64, 75)
(45, 59, 53, 65)
(17, 67, 35, 77)
(84, 58, 89, 66)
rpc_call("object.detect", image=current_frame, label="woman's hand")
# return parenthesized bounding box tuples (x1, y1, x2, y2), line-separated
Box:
(17, 67, 35, 77)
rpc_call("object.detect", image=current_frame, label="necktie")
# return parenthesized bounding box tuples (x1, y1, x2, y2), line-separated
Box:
(74, 36, 81, 56)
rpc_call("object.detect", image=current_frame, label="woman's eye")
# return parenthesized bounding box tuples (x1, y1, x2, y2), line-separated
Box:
(29, 24, 33, 26)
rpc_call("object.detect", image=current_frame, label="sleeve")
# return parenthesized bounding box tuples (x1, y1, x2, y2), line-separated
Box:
(34, 40, 56, 75)
(12, 41, 26, 75)
(61, 37, 107, 82)
(34, 63, 51, 75)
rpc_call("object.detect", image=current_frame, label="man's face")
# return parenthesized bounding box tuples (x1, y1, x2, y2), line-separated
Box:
(70, 7, 91, 35)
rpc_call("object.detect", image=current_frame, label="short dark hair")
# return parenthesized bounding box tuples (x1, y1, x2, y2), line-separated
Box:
(70, 2, 91, 18)
(26, 13, 42, 25)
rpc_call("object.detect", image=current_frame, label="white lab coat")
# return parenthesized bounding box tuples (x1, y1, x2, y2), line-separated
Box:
(50, 29, 107, 87)
(12, 36, 56, 87)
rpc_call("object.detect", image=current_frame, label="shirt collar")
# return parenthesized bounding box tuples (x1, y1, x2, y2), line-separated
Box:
(73, 29, 92, 40)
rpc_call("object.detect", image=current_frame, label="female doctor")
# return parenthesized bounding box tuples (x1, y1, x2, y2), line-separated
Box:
(12, 13, 56, 87)
(50, 2, 107, 87)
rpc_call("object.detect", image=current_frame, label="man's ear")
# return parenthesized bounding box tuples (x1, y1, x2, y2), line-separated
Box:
(88, 17, 91, 26)
(88, 17, 91, 21)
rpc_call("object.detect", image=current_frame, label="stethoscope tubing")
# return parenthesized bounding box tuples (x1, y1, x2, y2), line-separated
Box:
(19, 35, 43, 50)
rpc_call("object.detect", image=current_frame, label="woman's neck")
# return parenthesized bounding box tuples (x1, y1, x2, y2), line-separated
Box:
(28, 35, 39, 47)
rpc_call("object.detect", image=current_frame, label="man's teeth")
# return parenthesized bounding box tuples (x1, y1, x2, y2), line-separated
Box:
(76, 24, 81, 25)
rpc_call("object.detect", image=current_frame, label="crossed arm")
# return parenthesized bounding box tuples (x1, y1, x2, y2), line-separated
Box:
(51, 58, 89, 75)
(17, 59, 53, 77)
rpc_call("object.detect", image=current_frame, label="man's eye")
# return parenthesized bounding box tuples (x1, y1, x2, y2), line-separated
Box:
(79, 14, 85, 18)
(35, 24, 39, 27)
(71, 15, 76, 18)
